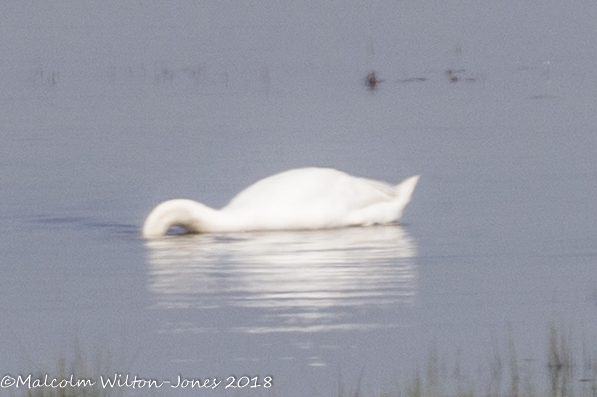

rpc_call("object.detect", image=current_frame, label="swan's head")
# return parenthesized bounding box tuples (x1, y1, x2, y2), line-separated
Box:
(142, 199, 212, 238)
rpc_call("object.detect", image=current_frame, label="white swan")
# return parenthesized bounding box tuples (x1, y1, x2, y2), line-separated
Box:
(142, 167, 419, 238)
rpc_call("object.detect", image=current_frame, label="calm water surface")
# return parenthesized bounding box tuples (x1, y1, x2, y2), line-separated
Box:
(1, 1, 597, 396)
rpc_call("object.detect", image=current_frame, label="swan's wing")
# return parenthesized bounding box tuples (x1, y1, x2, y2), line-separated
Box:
(224, 168, 393, 211)
(221, 168, 401, 229)
(354, 177, 397, 199)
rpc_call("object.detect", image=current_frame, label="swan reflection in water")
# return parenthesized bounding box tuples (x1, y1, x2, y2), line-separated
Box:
(145, 225, 417, 334)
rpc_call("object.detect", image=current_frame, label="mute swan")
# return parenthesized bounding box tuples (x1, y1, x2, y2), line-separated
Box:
(142, 167, 419, 238)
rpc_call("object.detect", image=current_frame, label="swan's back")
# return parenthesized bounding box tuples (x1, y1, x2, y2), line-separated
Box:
(225, 168, 390, 209)
(222, 168, 416, 230)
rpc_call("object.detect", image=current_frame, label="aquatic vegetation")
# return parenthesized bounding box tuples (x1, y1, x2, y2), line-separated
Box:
(400, 327, 594, 397)
(21, 339, 127, 397)
(18, 323, 597, 397)
(339, 324, 597, 397)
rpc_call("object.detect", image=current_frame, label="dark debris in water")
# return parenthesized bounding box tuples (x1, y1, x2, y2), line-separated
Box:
(365, 71, 384, 90)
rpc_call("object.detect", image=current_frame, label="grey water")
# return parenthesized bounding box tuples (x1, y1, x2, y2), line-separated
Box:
(1, 1, 597, 396)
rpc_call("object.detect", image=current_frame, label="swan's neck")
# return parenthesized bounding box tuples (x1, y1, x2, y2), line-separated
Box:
(142, 199, 223, 238)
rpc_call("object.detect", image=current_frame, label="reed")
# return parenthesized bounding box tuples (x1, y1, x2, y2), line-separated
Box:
(373, 323, 597, 397)
(22, 338, 127, 397)
(19, 322, 596, 397)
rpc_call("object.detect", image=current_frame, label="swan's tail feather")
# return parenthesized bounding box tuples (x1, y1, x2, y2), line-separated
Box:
(395, 175, 420, 208)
